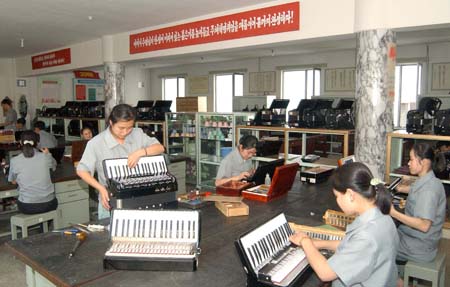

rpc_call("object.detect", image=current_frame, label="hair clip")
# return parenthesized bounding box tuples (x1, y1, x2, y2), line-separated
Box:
(370, 178, 384, 186)
(23, 140, 34, 145)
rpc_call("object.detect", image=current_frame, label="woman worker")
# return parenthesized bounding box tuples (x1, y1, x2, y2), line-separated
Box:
(76, 104, 164, 219)
(289, 162, 399, 286)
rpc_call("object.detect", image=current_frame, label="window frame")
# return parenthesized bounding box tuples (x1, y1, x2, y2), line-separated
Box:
(162, 76, 186, 112)
(213, 72, 244, 112)
(394, 63, 422, 128)
(281, 67, 321, 112)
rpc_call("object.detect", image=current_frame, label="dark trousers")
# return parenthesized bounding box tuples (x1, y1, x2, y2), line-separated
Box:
(17, 197, 58, 214)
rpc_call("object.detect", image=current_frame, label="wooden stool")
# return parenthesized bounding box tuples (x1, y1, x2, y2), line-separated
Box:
(403, 252, 446, 287)
(10, 210, 58, 240)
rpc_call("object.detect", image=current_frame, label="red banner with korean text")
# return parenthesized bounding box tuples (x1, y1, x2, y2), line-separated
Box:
(73, 70, 100, 79)
(32, 48, 71, 70)
(130, 2, 300, 54)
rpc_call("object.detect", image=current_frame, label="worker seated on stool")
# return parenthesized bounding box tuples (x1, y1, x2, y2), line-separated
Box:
(8, 130, 58, 214)
(390, 142, 446, 287)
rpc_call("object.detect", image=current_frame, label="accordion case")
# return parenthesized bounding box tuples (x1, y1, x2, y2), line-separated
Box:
(104, 209, 201, 271)
(102, 155, 178, 209)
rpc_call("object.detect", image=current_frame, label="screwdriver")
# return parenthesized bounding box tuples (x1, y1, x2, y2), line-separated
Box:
(68, 232, 87, 259)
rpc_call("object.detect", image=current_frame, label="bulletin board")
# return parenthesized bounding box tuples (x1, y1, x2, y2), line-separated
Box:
(431, 63, 450, 90)
(189, 76, 209, 94)
(38, 78, 62, 106)
(249, 71, 276, 93)
(73, 78, 105, 101)
(324, 68, 356, 92)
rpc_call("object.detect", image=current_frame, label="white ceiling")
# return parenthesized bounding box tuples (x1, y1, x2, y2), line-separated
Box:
(0, 0, 275, 58)
(1, 0, 450, 68)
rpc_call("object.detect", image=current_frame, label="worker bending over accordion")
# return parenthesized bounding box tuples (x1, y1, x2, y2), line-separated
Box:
(289, 162, 399, 286)
(76, 104, 165, 219)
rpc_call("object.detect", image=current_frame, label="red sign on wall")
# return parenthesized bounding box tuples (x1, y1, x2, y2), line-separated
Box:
(130, 2, 300, 54)
(32, 48, 71, 70)
(73, 70, 100, 79)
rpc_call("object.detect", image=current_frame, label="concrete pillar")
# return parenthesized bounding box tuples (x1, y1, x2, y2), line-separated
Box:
(355, 29, 396, 178)
(104, 62, 125, 121)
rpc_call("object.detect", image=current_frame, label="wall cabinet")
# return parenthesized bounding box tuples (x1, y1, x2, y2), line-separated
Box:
(385, 130, 450, 184)
(236, 126, 355, 168)
(165, 113, 196, 186)
(197, 112, 254, 188)
(38, 117, 106, 141)
(136, 120, 166, 148)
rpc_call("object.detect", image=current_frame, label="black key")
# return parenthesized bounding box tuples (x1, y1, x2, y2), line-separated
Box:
(257, 240, 266, 260)
(251, 245, 260, 264)
(247, 247, 256, 267)
(121, 219, 125, 237)
(263, 237, 273, 255)
(142, 220, 146, 238)
(149, 220, 152, 238)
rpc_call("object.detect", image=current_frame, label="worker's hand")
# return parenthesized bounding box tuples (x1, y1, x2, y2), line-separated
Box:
(98, 186, 111, 211)
(395, 183, 409, 194)
(128, 149, 145, 168)
(289, 232, 310, 247)
(238, 171, 251, 181)
(40, 148, 50, 154)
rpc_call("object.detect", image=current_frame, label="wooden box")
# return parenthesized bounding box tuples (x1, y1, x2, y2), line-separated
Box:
(216, 181, 253, 196)
(176, 96, 207, 112)
(300, 166, 334, 184)
(0, 129, 15, 143)
(215, 201, 249, 217)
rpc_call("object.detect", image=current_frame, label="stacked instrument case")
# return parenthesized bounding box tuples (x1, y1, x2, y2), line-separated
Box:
(104, 209, 201, 271)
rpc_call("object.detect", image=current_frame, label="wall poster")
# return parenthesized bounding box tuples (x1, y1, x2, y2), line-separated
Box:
(431, 63, 450, 90)
(39, 78, 62, 106)
(324, 68, 356, 92)
(73, 78, 105, 101)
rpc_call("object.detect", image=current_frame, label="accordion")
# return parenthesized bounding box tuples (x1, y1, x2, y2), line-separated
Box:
(235, 213, 310, 287)
(434, 109, 450, 135)
(104, 209, 201, 271)
(103, 155, 178, 209)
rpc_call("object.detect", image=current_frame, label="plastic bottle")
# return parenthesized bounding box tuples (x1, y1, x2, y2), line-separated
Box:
(264, 173, 271, 186)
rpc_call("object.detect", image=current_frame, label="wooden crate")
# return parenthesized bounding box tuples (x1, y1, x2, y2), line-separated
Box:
(176, 96, 207, 112)
(215, 201, 249, 217)
(0, 129, 15, 143)
(322, 209, 355, 230)
(289, 222, 345, 240)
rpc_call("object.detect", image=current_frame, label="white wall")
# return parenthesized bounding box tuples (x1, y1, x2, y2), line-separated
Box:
(15, 39, 103, 77)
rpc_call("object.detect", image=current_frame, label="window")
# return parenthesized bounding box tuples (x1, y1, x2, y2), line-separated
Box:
(214, 73, 243, 112)
(162, 76, 185, 112)
(281, 68, 320, 112)
(394, 64, 422, 128)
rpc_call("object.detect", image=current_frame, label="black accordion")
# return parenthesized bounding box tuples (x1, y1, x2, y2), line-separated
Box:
(104, 209, 201, 271)
(235, 213, 310, 287)
(434, 109, 450, 135)
(103, 155, 178, 209)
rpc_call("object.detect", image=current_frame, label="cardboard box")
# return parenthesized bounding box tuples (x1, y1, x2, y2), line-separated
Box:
(300, 166, 334, 184)
(176, 96, 207, 112)
(215, 201, 249, 217)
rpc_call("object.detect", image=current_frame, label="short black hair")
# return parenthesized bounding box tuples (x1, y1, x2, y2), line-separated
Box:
(33, 121, 46, 130)
(239, 135, 258, 149)
(436, 141, 450, 149)
(1, 98, 12, 106)
(108, 104, 137, 124)
(17, 118, 26, 125)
